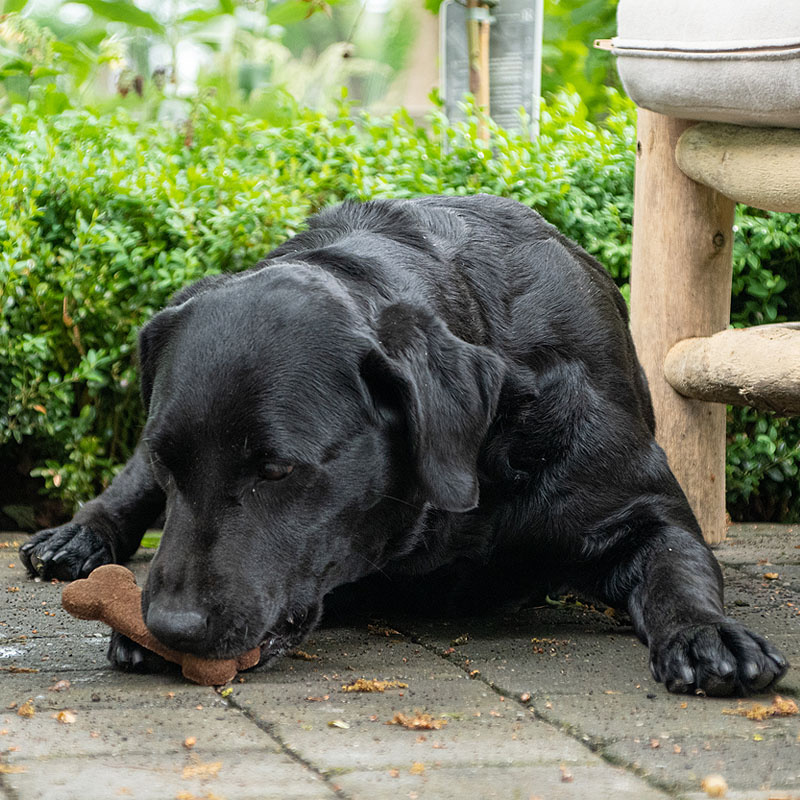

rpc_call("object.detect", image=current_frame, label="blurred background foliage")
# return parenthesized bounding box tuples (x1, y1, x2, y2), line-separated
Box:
(0, 0, 798, 526)
(0, 0, 621, 118)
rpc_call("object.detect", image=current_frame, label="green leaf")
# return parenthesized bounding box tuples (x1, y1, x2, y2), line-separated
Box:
(140, 532, 162, 549)
(766, 467, 785, 483)
(71, 0, 166, 33)
(267, 0, 314, 25)
(30, 66, 62, 79)
(2, 0, 29, 13)
(177, 7, 226, 24)
(0, 58, 33, 76)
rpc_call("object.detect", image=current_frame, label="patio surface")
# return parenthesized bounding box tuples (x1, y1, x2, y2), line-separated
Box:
(1, 523, 798, 799)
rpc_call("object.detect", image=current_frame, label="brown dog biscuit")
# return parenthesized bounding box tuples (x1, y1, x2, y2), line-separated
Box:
(62, 564, 260, 685)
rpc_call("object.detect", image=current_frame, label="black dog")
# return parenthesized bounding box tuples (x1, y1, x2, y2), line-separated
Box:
(20, 195, 787, 695)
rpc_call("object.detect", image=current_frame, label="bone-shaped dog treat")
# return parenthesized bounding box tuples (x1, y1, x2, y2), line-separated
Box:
(61, 564, 260, 686)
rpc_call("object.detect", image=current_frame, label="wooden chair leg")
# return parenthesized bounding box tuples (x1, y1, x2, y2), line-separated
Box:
(629, 110, 736, 545)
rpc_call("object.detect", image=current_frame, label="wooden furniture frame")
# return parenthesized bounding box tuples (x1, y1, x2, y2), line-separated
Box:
(629, 110, 800, 545)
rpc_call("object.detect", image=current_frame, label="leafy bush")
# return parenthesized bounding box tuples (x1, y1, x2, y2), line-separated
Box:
(1, 90, 798, 524)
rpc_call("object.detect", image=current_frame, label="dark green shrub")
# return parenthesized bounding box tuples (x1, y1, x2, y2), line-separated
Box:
(1, 91, 798, 523)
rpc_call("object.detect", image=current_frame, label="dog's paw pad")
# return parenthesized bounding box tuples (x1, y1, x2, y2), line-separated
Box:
(19, 523, 111, 581)
(650, 620, 787, 696)
(107, 631, 173, 674)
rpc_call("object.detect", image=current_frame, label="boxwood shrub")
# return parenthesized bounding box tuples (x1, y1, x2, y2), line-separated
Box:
(1, 90, 798, 524)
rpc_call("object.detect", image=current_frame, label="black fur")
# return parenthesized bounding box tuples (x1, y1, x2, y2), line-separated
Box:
(21, 195, 787, 695)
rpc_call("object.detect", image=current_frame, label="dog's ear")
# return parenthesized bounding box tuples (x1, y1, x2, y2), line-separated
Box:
(361, 303, 505, 512)
(139, 275, 239, 412)
(138, 304, 188, 413)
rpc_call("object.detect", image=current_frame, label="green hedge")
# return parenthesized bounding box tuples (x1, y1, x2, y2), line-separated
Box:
(1, 91, 798, 522)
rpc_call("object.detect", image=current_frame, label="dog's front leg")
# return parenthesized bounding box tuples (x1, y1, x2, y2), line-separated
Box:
(590, 522, 788, 696)
(20, 442, 164, 582)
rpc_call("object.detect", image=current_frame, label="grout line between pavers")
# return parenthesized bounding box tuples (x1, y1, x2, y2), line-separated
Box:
(0, 773, 22, 800)
(221, 693, 353, 800)
(392, 625, 688, 800)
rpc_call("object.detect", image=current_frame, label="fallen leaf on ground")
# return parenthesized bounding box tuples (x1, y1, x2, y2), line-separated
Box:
(16, 700, 34, 718)
(341, 678, 408, 693)
(722, 696, 798, 721)
(49, 680, 71, 692)
(328, 720, 350, 729)
(367, 623, 402, 637)
(182, 761, 222, 779)
(0, 764, 27, 774)
(700, 773, 728, 797)
(183, 737, 196, 749)
(764, 572, 779, 580)
(289, 650, 319, 661)
(53, 710, 76, 724)
(559, 765, 573, 783)
(387, 712, 447, 731)
(409, 762, 425, 775)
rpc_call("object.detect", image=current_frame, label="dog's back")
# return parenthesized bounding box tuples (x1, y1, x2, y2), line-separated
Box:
(267, 194, 654, 432)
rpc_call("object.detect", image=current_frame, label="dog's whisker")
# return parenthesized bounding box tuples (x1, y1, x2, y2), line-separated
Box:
(366, 491, 422, 511)
(355, 552, 392, 580)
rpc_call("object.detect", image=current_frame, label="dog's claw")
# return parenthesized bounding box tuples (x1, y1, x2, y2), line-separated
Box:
(19, 523, 111, 581)
(651, 620, 788, 696)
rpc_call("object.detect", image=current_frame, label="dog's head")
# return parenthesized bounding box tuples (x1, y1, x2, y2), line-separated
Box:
(137, 265, 504, 662)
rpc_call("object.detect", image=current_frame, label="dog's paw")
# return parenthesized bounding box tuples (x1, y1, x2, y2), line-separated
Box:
(19, 523, 111, 581)
(650, 620, 788, 696)
(107, 631, 173, 673)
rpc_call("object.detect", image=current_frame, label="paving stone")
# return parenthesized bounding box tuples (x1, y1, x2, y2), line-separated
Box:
(714, 524, 800, 566)
(233, 672, 596, 773)
(605, 732, 800, 795)
(2, 752, 331, 800)
(335, 763, 672, 799)
(244, 626, 445, 685)
(404, 616, 660, 697)
(2, 526, 799, 800)
(685, 792, 800, 800)
(1, 683, 247, 759)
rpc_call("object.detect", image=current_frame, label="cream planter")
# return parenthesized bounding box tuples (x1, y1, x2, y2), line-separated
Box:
(600, 0, 800, 127)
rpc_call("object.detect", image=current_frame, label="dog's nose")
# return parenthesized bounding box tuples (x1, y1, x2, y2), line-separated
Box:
(145, 604, 209, 651)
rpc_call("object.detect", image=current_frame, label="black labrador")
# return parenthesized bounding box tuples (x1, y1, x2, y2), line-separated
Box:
(20, 195, 787, 695)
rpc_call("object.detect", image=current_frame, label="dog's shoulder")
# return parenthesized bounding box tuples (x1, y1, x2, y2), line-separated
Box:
(266, 199, 449, 262)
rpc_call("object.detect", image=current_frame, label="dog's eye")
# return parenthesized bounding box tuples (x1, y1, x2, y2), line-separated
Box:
(259, 463, 294, 481)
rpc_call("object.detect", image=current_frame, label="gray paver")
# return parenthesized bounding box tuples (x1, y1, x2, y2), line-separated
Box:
(336, 764, 672, 800)
(2, 753, 332, 800)
(2, 526, 799, 799)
